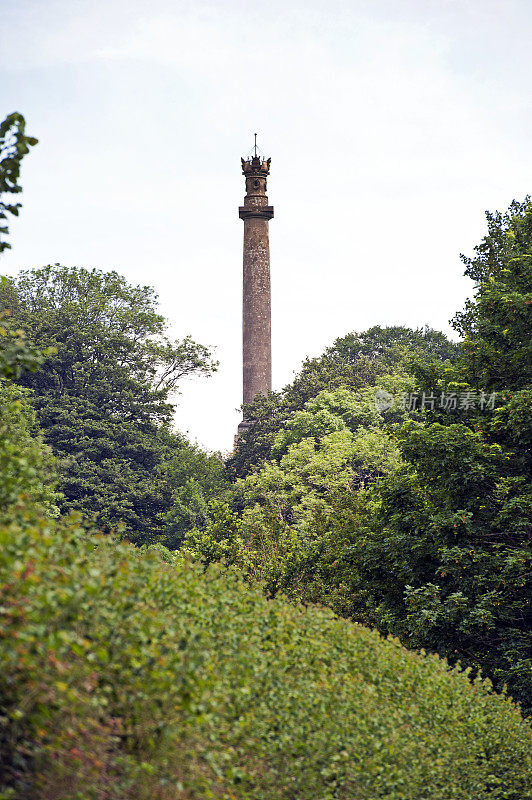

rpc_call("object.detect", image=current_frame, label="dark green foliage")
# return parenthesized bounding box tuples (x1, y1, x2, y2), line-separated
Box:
(358, 201, 532, 710)
(0, 300, 53, 381)
(330, 419, 532, 711)
(1, 518, 531, 799)
(452, 197, 532, 391)
(0, 265, 219, 544)
(229, 325, 458, 478)
(0, 112, 38, 253)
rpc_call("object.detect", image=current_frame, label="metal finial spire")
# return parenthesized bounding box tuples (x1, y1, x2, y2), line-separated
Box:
(254, 133, 257, 156)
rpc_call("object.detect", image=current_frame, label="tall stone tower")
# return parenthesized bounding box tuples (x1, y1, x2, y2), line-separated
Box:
(237, 147, 274, 436)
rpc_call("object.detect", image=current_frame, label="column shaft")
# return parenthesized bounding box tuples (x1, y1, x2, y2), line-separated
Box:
(242, 216, 272, 405)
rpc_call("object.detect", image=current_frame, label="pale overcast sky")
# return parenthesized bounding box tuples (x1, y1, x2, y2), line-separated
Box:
(1, 0, 531, 452)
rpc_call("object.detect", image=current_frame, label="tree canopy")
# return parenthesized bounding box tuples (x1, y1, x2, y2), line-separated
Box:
(452, 197, 532, 391)
(0, 265, 222, 543)
(229, 325, 459, 478)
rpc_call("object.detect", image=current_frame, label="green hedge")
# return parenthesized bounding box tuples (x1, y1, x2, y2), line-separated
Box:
(1, 518, 531, 799)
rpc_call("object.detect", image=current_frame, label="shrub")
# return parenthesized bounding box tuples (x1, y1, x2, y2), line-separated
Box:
(1, 518, 531, 799)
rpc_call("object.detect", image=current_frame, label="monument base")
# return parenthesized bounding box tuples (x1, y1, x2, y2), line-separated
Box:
(234, 419, 250, 449)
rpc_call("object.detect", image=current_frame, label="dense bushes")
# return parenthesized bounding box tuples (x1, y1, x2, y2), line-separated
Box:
(1, 518, 531, 799)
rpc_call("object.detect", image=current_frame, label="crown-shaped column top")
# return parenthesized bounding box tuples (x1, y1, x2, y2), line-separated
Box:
(241, 155, 271, 177)
(239, 151, 273, 220)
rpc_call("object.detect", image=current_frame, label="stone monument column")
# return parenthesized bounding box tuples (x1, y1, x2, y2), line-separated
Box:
(237, 151, 274, 436)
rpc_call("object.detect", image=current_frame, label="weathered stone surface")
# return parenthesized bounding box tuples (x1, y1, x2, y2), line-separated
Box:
(238, 155, 274, 416)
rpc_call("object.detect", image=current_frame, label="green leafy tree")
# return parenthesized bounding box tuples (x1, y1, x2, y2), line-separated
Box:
(452, 197, 532, 391)
(229, 325, 458, 478)
(0, 265, 219, 543)
(331, 418, 532, 712)
(0, 112, 38, 253)
(329, 203, 532, 711)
